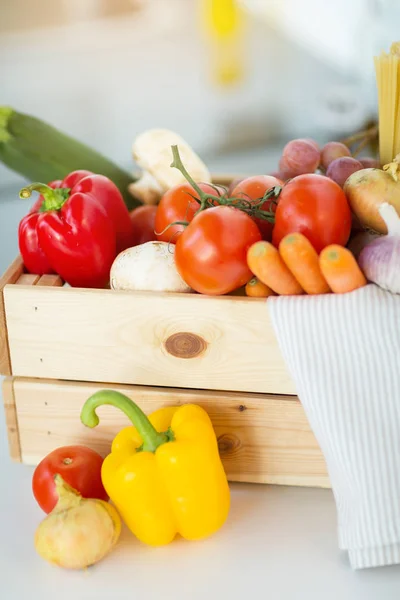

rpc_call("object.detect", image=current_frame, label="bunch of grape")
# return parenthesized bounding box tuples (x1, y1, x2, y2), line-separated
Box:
(271, 138, 379, 188)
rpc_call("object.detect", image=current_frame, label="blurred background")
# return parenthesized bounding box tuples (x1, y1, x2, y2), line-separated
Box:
(0, 0, 399, 263)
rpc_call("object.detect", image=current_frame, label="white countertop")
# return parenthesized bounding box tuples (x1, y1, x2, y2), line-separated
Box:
(1, 182, 400, 600)
(2, 453, 400, 600)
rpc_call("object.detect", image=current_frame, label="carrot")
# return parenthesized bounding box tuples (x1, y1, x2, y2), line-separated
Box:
(247, 241, 304, 295)
(245, 277, 275, 298)
(319, 244, 367, 293)
(279, 233, 331, 295)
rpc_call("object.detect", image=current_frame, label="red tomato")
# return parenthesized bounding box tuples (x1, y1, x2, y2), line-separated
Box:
(175, 206, 262, 295)
(130, 205, 158, 246)
(227, 177, 244, 196)
(32, 445, 108, 513)
(231, 175, 283, 241)
(272, 174, 352, 253)
(155, 182, 218, 243)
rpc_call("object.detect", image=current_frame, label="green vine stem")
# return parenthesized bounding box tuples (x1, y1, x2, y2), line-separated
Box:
(170, 145, 280, 223)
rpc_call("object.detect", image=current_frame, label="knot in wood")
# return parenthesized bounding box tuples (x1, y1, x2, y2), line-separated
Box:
(164, 332, 207, 359)
(217, 433, 241, 456)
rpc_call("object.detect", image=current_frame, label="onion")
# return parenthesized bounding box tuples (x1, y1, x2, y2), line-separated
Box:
(34, 475, 121, 570)
(358, 203, 400, 293)
(344, 157, 400, 233)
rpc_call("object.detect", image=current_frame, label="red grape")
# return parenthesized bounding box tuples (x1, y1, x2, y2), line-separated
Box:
(359, 157, 380, 168)
(278, 156, 294, 179)
(304, 138, 320, 151)
(280, 139, 320, 177)
(326, 156, 363, 187)
(227, 178, 244, 196)
(269, 170, 289, 181)
(320, 142, 351, 170)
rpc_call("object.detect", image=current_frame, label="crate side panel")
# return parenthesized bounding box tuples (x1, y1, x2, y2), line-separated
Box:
(5, 286, 296, 395)
(13, 378, 329, 488)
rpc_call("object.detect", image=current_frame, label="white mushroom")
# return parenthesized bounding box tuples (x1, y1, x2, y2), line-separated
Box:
(110, 241, 192, 293)
(129, 129, 211, 205)
(128, 171, 163, 206)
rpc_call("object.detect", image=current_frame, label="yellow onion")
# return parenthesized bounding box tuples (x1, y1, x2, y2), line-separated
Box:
(34, 474, 121, 570)
(344, 156, 400, 233)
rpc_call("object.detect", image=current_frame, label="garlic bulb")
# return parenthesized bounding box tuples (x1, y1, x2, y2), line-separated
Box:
(347, 231, 381, 259)
(34, 475, 121, 570)
(358, 202, 400, 293)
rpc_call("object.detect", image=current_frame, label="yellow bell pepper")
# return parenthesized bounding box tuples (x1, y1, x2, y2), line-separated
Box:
(80, 390, 230, 547)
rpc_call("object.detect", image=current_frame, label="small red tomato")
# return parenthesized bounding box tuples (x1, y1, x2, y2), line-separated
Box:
(175, 205, 262, 295)
(130, 205, 158, 246)
(230, 175, 283, 241)
(155, 182, 218, 243)
(227, 178, 244, 196)
(272, 173, 352, 253)
(32, 445, 108, 513)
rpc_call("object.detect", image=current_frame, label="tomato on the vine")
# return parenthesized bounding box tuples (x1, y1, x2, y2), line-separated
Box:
(32, 445, 108, 513)
(130, 205, 158, 246)
(272, 174, 352, 253)
(231, 175, 283, 241)
(175, 205, 262, 295)
(155, 182, 218, 243)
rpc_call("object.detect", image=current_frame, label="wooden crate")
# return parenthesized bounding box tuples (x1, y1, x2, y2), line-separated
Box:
(0, 255, 329, 488)
(0, 257, 294, 395)
(2, 377, 329, 487)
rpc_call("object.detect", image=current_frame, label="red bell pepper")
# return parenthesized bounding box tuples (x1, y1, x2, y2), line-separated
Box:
(58, 170, 134, 254)
(18, 170, 133, 288)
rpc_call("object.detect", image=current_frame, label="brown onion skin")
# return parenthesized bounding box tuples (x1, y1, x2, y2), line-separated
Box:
(344, 168, 400, 234)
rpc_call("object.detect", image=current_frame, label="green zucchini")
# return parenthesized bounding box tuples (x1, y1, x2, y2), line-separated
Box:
(0, 106, 140, 210)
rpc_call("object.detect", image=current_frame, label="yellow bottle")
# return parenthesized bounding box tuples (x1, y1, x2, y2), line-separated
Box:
(199, 0, 246, 87)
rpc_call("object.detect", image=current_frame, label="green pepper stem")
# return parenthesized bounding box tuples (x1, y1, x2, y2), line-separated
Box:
(19, 182, 69, 211)
(80, 390, 170, 453)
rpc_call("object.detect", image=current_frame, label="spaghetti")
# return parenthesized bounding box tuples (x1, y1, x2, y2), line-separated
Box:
(374, 42, 400, 165)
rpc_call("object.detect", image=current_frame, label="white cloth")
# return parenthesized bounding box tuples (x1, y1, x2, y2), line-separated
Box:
(268, 284, 400, 570)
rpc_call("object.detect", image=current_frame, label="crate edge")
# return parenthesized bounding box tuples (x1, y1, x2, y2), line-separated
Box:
(2, 377, 22, 462)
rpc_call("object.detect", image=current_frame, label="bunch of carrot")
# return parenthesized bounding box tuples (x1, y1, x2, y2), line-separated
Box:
(245, 233, 367, 298)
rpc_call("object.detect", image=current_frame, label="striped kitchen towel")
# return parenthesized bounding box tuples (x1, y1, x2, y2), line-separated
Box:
(268, 283, 400, 570)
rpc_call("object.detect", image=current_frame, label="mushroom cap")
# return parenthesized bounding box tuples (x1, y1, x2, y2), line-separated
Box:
(110, 241, 192, 293)
(132, 129, 211, 192)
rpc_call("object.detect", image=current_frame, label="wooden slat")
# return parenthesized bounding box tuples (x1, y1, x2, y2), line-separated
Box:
(4, 285, 295, 395)
(12, 377, 329, 488)
(0, 256, 24, 376)
(37, 274, 63, 287)
(2, 378, 22, 462)
(15, 274, 40, 286)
